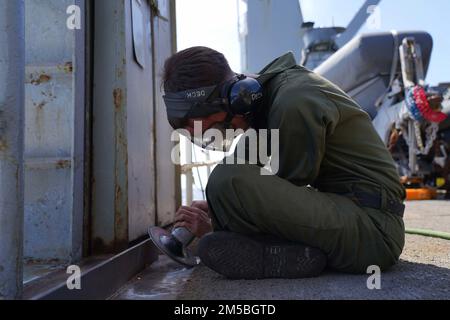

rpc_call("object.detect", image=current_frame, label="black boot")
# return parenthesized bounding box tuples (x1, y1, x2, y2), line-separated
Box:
(198, 232, 327, 280)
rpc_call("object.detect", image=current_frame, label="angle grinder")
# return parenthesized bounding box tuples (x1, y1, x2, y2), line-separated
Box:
(148, 226, 200, 267)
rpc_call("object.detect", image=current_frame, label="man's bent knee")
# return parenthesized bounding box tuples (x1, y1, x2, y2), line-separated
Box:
(206, 163, 259, 199)
(205, 164, 260, 232)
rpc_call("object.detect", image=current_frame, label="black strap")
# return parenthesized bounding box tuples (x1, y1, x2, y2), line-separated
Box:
(336, 188, 405, 218)
(354, 190, 405, 218)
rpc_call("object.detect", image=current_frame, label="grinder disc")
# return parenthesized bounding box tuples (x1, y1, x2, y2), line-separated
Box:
(148, 226, 200, 267)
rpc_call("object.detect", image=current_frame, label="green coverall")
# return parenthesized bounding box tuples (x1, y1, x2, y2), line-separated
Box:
(206, 52, 406, 274)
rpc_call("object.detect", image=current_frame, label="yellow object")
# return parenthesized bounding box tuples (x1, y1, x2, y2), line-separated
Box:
(406, 188, 437, 201)
(436, 178, 446, 188)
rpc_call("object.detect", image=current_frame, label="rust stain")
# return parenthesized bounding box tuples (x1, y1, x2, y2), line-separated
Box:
(40, 91, 55, 100)
(34, 100, 44, 141)
(31, 73, 51, 86)
(56, 62, 73, 73)
(92, 183, 130, 255)
(117, 132, 126, 148)
(35, 101, 46, 110)
(64, 61, 73, 73)
(0, 140, 8, 152)
(56, 159, 71, 170)
(111, 86, 129, 252)
(115, 185, 122, 201)
(113, 88, 123, 110)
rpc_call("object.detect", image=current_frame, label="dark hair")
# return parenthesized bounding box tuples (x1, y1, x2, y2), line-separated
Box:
(163, 46, 233, 93)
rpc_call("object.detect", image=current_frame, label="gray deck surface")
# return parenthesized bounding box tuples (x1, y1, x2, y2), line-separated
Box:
(112, 201, 450, 300)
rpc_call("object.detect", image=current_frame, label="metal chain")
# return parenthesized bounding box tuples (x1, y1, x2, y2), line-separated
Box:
(422, 122, 439, 155)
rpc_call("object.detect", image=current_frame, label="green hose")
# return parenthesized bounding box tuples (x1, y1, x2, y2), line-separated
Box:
(405, 228, 450, 241)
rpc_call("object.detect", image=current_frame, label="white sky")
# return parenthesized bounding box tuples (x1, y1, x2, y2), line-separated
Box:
(176, 0, 242, 72)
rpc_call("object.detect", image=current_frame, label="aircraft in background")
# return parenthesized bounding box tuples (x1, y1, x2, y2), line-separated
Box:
(242, 0, 450, 198)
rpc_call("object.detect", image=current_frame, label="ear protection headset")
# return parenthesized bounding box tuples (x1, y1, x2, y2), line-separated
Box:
(163, 74, 264, 128)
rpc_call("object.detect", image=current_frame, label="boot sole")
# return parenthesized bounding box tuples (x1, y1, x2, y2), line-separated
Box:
(198, 232, 327, 280)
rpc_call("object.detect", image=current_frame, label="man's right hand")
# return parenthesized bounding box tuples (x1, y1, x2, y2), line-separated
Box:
(191, 200, 209, 213)
(174, 201, 212, 238)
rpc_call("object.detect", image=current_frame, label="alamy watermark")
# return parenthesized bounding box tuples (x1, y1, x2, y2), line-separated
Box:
(171, 121, 280, 176)
(366, 265, 381, 290)
(67, 5, 81, 30)
(66, 265, 81, 290)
